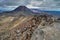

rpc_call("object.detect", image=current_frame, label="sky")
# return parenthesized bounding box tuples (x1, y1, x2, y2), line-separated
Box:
(0, 0, 60, 11)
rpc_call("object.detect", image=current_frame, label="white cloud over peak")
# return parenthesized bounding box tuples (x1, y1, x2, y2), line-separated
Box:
(0, 0, 60, 7)
(0, 0, 60, 11)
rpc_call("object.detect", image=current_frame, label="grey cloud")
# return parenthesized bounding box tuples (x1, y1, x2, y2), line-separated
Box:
(0, 0, 30, 6)
(0, 0, 60, 7)
(27, 0, 60, 8)
(0, 0, 60, 11)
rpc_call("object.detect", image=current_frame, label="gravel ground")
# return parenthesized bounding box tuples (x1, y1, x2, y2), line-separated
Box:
(0, 15, 60, 40)
(31, 22, 60, 40)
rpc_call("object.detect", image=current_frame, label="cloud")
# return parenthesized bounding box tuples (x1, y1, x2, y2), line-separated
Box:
(0, 0, 60, 11)
(0, 0, 60, 7)
(27, 0, 60, 8)
(0, 0, 60, 8)
(0, 0, 30, 11)
(0, 0, 29, 6)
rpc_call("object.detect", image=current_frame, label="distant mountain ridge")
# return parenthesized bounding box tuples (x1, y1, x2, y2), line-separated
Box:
(31, 8, 60, 16)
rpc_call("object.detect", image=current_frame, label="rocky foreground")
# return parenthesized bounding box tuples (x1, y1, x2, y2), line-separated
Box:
(0, 14, 60, 40)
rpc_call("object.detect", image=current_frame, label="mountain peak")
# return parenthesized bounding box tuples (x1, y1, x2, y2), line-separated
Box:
(12, 6, 34, 16)
(13, 6, 28, 11)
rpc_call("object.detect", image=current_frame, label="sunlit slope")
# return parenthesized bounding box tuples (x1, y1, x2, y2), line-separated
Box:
(0, 15, 33, 32)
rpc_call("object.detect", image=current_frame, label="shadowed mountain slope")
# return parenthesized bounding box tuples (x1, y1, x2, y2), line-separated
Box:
(12, 6, 34, 16)
(1, 6, 34, 16)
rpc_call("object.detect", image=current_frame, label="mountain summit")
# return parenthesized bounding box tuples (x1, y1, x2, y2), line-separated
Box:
(3, 6, 34, 16)
(12, 6, 34, 16)
(14, 6, 28, 11)
(13, 6, 33, 12)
